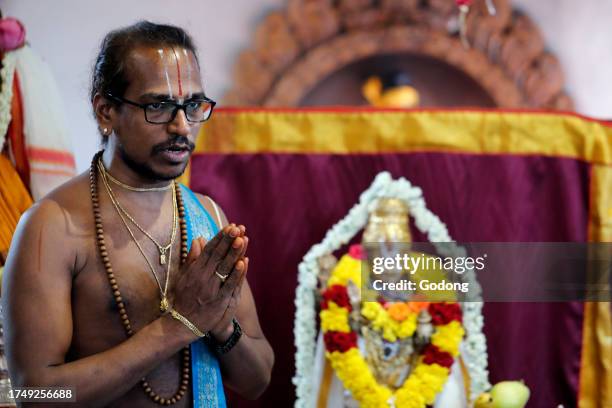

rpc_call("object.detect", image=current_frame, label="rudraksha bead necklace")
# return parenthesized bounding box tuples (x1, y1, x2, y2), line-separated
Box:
(89, 151, 190, 405)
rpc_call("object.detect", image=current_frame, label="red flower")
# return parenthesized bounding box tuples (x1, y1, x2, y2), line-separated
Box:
(321, 285, 352, 311)
(456, 0, 472, 6)
(349, 244, 366, 260)
(423, 344, 454, 368)
(324, 331, 358, 353)
(428, 303, 462, 325)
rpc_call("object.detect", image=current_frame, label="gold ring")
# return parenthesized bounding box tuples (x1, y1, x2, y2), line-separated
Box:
(215, 271, 228, 282)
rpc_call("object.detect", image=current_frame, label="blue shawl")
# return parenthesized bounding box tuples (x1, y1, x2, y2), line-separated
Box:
(179, 184, 227, 408)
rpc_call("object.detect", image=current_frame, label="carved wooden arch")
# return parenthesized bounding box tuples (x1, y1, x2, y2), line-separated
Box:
(224, 0, 573, 110)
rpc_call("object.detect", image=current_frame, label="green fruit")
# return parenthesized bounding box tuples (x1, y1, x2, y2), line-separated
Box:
(490, 381, 530, 408)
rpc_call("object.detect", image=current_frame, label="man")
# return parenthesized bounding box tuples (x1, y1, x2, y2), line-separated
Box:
(2, 21, 274, 407)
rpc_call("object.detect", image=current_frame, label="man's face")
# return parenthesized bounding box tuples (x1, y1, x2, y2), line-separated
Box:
(110, 45, 204, 181)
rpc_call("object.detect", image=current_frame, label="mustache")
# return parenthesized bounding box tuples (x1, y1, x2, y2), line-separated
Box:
(152, 136, 195, 154)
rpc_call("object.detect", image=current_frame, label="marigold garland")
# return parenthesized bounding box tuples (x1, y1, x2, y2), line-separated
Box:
(294, 173, 490, 408)
(320, 250, 465, 407)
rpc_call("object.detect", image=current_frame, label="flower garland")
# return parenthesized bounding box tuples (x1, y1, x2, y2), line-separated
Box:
(0, 51, 17, 151)
(361, 301, 419, 342)
(319, 252, 464, 407)
(294, 172, 490, 408)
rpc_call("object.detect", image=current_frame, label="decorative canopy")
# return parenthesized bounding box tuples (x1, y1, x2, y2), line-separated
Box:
(224, 0, 573, 110)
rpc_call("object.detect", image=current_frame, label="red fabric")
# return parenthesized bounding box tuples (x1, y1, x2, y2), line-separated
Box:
(26, 147, 76, 168)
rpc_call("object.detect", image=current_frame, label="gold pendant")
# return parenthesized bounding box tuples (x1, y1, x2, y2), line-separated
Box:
(160, 252, 166, 265)
(160, 297, 170, 313)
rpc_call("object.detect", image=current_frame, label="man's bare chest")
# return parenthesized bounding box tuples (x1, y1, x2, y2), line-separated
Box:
(66, 222, 192, 406)
(69, 223, 183, 356)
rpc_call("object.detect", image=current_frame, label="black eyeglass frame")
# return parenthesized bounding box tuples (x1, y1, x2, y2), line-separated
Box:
(105, 93, 216, 124)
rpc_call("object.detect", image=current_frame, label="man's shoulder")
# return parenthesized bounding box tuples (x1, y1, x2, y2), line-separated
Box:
(43, 171, 91, 203)
(7, 173, 90, 272)
(21, 172, 91, 230)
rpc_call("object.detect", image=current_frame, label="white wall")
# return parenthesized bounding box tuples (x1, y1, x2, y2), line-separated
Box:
(512, 0, 612, 119)
(0, 0, 285, 171)
(2, 0, 611, 172)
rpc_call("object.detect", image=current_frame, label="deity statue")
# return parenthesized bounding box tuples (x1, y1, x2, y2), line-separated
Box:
(311, 197, 469, 408)
(361, 198, 423, 390)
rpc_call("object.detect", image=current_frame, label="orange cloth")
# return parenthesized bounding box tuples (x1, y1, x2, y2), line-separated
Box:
(0, 153, 32, 259)
(1, 69, 32, 262)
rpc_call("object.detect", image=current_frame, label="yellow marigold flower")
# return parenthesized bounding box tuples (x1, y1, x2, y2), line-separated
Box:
(413, 363, 450, 384)
(397, 314, 418, 338)
(387, 302, 412, 321)
(361, 301, 383, 321)
(363, 302, 418, 341)
(431, 321, 465, 356)
(360, 389, 391, 408)
(328, 254, 362, 287)
(382, 326, 397, 342)
(329, 350, 391, 408)
(320, 301, 351, 333)
(395, 384, 427, 408)
(398, 371, 442, 406)
(373, 312, 391, 332)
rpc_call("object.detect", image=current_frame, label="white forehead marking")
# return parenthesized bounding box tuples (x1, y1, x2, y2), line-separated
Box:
(157, 48, 173, 98)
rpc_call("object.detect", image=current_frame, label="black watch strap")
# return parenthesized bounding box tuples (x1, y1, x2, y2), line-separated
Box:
(212, 318, 242, 355)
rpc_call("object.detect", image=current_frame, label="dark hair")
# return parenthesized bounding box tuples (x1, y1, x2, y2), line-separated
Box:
(91, 21, 199, 142)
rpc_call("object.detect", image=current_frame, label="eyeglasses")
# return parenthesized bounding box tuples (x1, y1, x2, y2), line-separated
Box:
(105, 93, 216, 124)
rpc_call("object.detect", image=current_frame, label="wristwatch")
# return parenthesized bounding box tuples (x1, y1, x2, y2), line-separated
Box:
(210, 318, 242, 355)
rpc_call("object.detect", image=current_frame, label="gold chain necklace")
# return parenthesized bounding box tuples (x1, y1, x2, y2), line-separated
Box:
(90, 151, 190, 405)
(99, 160, 177, 265)
(103, 166, 173, 192)
(97, 159, 175, 311)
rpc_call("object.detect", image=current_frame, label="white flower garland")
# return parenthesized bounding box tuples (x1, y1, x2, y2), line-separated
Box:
(293, 172, 490, 408)
(0, 51, 17, 151)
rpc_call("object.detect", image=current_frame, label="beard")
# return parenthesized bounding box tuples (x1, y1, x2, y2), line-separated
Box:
(117, 136, 193, 182)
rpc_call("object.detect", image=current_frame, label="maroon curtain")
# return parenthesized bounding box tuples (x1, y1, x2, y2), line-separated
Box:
(190, 152, 589, 407)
